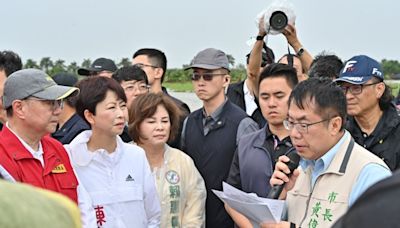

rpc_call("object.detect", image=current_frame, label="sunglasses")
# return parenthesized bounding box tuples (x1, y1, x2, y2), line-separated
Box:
(191, 72, 226, 81)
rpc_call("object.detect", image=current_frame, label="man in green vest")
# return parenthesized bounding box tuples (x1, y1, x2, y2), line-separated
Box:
(262, 78, 391, 228)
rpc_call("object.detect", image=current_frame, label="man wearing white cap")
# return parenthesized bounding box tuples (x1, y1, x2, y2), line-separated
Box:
(0, 69, 80, 202)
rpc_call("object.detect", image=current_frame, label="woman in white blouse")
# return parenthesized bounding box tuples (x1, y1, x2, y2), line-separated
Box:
(65, 76, 160, 228)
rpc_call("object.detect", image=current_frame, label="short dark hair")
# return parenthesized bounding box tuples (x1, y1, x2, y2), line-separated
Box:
(0, 50, 22, 76)
(112, 65, 149, 84)
(128, 93, 182, 144)
(246, 46, 275, 67)
(278, 54, 305, 73)
(133, 48, 167, 82)
(288, 77, 347, 130)
(258, 63, 299, 89)
(309, 52, 343, 79)
(75, 76, 127, 126)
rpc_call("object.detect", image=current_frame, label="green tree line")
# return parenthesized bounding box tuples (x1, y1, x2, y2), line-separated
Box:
(23, 57, 400, 82)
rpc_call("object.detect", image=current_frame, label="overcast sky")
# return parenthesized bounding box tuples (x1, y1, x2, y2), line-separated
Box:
(2, 0, 398, 68)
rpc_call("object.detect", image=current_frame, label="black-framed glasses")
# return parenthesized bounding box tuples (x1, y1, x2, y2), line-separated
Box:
(123, 81, 150, 92)
(283, 118, 331, 133)
(133, 63, 159, 69)
(25, 97, 64, 111)
(191, 72, 226, 81)
(339, 82, 380, 95)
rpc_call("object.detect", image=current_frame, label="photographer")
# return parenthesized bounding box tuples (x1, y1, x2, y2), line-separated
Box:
(248, 15, 313, 83)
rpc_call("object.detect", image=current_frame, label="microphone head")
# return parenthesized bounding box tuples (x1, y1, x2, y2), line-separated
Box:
(286, 148, 300, 171)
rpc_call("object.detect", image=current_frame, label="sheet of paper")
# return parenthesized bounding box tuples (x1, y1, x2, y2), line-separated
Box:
(213, 182, 285, 226)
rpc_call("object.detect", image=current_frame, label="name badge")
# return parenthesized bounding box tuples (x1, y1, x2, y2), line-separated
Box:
(52, 164, 67, 173)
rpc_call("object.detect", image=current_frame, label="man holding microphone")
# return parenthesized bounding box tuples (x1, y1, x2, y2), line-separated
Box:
(262, 78, 390, 228)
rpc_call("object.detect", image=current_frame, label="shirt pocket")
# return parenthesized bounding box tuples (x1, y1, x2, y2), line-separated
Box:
(55, 172, 79, 201)
(56, 172, 78, 189)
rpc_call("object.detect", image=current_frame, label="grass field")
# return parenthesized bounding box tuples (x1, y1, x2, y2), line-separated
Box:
(164, 80, 400, 96)
(388, 82, 400, 97)
(163, 82, 193, 92)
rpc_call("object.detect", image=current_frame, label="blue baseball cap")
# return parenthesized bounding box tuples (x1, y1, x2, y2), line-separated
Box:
(334, 55, 383, 85)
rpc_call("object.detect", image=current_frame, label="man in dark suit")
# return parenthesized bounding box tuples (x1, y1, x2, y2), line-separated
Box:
(227, 46, 274, 127)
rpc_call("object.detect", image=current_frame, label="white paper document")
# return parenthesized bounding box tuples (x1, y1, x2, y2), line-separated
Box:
(212, 182, 285, 227)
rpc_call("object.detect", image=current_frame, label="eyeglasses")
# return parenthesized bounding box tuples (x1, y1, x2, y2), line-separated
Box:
(191, 72, 226, 81)
(283, 118, 331, 133)
(25, 97, 64, 111)
(133, 63, 159, 69)
(123, 82, 149, 92)
(339, 82, 380, 95)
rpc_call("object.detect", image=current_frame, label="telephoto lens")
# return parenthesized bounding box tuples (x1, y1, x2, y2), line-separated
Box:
(269, 11, 288, 31)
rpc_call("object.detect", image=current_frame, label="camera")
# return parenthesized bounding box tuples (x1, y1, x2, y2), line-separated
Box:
(261, 0, 296, 35)
(270, 11, 288, 31)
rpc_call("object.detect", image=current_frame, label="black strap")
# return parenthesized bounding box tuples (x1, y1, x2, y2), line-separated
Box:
(339, 137, 355, 173)
(287, 53, 293, 67)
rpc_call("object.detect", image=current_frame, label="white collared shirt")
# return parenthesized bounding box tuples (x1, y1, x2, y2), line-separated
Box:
(6, 122, 44, 166)
(65, 130, 161, 228)
(243, 80, 258, 116)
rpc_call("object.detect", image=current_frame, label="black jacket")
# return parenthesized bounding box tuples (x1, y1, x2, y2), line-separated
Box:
(162, 87, 190, 148)
(346, 104, 400, 171)
(182, 101, 249, 228)
(227, 81, 266, 127)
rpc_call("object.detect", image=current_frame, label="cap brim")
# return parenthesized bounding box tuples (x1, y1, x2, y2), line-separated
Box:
(333, 77, 368, 85)
(77, 68, 90, 76)
(33, 85, 79, 100)
(184, 64, 223, 71)
(77, 67, 102, 76)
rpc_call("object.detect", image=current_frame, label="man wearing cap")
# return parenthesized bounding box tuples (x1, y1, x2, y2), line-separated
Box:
(226, 46, 275, 127)
(0, 69, 80, 202)
(181, 48, 259, 228)
(77, 57, 117, 78)
(335, 55, 400, 171)
(51, 72, 90, 144)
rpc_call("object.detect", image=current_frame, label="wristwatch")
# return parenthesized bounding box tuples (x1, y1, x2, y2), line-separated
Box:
(256, 35, 265, 41)
(296, 47, 305, 57)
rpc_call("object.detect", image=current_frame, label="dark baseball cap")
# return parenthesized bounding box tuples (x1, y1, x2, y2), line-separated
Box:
(77, 58, 118, 76)
(334, 55, 384, 85)
(52, 72, 78, 87)
(3, 69, 79, 109)
(185, 48, 230, 71)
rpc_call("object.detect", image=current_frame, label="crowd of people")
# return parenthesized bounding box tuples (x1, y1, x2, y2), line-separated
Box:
(0, 17, 399, 228)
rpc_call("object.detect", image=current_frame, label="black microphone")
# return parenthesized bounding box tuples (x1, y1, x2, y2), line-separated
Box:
(267, 148, 300, 199)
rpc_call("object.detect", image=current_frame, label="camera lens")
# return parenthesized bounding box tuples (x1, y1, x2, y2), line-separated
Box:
(269, 11, 288, 31)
